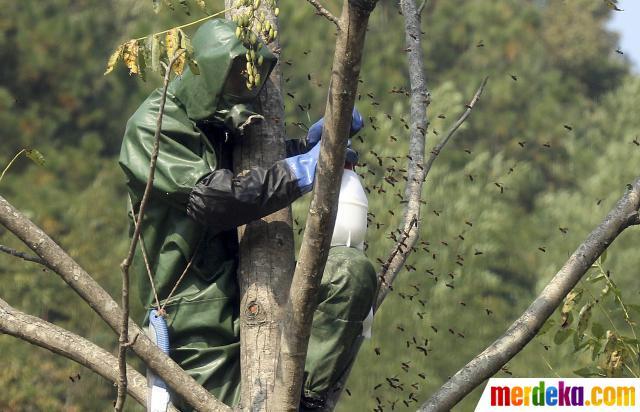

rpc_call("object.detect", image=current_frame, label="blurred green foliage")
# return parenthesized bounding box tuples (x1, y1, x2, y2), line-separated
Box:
(1, 0, 639, 411)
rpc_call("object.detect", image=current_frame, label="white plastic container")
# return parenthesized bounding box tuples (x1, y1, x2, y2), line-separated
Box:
(331, 169, 369, 251)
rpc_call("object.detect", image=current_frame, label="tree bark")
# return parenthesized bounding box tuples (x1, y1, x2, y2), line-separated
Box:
(273, 1, 378, 410)
(225, 3, 293, 411)
(0, 195, 230, 412)
(419, 177, 640, 412)
(0, 298, 180, 412)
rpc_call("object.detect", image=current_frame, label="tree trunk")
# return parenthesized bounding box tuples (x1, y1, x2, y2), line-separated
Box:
(225, 3, 293, 411)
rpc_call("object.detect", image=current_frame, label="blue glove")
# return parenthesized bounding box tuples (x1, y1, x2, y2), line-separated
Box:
(345, 145, 359, 165)
(284, 142, 320, 193)
(306, 107, 365, 147)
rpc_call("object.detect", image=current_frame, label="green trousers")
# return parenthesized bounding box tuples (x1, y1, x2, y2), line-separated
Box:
(154, 246, 377, 409)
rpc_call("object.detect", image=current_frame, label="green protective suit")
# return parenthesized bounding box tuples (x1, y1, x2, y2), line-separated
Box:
(119, 18, 376, 410)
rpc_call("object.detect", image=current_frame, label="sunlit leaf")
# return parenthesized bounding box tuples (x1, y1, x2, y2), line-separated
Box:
(166, 28, 179, 59)
(561, 289, 582, 328)
(104, 43, 124, 75)
(123, 40, 139, 75)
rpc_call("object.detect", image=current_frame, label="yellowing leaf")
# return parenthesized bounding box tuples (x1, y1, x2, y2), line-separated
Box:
(123, 40, 139, 75)
(173, 51, 186, 76)
(166, 28, 179, 59)
(104, 43, 124, 75)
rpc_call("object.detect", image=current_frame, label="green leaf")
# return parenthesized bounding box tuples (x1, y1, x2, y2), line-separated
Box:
(573, 367, 600, 377)
(151, 35, 161, 72)
(537, 318, 555, 336)
(587, 273, 606, 284)
(591, 322, 605, 339)
(24, 149, 45, 166)
(591, 339, 602, 361)
(554, 328, 574, 345)
(137, 40, 147, 81)
(577, 302, 594, 337)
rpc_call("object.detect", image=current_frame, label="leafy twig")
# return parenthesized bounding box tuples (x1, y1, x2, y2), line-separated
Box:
(114, 49, 185, 412)
(0, 148, 45, 183)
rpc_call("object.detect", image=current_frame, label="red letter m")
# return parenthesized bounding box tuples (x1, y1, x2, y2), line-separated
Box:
(491, 386, 511, 406)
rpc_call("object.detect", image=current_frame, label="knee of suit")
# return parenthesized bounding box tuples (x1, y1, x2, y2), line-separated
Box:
(318, 246, 377, 321)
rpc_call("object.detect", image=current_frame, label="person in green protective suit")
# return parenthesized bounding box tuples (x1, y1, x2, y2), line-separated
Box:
(119, 18, 376, 411)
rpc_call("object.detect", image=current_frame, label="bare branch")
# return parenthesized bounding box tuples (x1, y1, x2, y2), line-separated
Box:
(306, 0, 341, 28)
(0, 244, 48, 267)
(115, 49, 185, 412)
(419, 177, 640, 411)
(372, 0, 429, 312)
(375, 77, 487, 311)
(274, 1, 378, 410)
(0, 298, 183, 411)
(422, 77, 488, 175)
(0, 195, 230, 411)
(417, 0, 427, 15)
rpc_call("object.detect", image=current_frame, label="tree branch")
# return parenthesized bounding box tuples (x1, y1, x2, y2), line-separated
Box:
(273, 1, 378, 410)
(373, 0, 430, 313)
(417, 0, 427, 15)
(0, 195, 230, 412)
(115, 50, 185, 412)
(419, 177, 640, 411)
(375, 76, 487, 311)
(0, 298, 180, 412)
(305, 0, 341, 28)
(0, 244, 48, 267)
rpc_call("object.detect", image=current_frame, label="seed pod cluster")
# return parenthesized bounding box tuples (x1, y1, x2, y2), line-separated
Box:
(231, 0, 278, 89)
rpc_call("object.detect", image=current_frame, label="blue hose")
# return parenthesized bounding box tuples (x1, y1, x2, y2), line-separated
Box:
(148, 309, 169, 390)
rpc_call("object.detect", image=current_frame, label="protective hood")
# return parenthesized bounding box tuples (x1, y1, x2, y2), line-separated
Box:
(168, 19, 276, 131)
